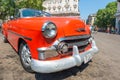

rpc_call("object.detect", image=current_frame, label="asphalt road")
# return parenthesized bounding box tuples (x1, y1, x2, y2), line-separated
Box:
(0, 32, 120, 80)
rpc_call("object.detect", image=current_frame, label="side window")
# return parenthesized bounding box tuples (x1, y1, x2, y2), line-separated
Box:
(22, 9, 42, 17)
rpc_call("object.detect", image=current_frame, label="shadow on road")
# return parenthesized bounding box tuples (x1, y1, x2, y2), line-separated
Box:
(35, 63, 89, 80)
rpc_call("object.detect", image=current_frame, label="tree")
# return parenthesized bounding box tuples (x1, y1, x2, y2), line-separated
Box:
(94, 1, 117, 31)
(0, 0, 44, 20)
(95, 9, 107, 29)
(0, 0, 16, 19)
(16, 0, 44, 10)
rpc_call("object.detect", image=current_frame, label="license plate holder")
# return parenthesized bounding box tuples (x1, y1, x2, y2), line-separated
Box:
(84, 53, 92, 64)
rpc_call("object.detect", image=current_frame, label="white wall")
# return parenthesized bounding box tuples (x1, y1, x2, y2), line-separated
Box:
(115, 1, 120, 34)
(43, 0, 79, 14)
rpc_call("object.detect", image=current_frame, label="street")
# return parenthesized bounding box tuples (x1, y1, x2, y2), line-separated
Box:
(0, 32, 120, 80)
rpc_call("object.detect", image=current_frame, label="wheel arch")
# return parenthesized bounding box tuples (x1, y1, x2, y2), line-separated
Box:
(18, 38, 34, 73)
(18, 38, 26, 54)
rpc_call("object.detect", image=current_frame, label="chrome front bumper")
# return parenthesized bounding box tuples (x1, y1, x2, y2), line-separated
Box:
(31, 39, 98, 73)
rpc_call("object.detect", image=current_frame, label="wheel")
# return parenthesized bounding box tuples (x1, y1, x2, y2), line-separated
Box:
(3, 36, 8, 43)
(19, 42, 34, 73)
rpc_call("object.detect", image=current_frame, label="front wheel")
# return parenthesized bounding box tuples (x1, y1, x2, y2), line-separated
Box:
(19, 42, 34, 73)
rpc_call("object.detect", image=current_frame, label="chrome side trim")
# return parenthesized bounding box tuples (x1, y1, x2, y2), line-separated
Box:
(8, 30, 32, 41)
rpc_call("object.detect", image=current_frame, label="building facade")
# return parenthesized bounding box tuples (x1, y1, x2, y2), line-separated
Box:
(42, 0, 80, 16)
(115, 0, 120, 34)
(87, 14, 96, 26)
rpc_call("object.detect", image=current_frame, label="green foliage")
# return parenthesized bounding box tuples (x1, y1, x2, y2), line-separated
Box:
(16, 0, 44, 10)
(94, 1, 117, 29)
(0, 0, 15, 19)
(0, 0, 44, 20)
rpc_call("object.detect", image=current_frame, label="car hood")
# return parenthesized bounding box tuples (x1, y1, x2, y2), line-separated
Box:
(17, 17, 88, 37)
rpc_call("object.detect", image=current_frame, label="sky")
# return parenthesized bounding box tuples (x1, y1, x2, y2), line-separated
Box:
(79, 0, 116, 20)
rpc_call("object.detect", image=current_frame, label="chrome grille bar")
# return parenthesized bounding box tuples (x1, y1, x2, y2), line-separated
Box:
(68, 40, 89, 48)
(59, 35, 91, 41)
(58, 35, 91, 53)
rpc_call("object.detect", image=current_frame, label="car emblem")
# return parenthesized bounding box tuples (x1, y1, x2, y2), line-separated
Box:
(76, 28, 85, 32)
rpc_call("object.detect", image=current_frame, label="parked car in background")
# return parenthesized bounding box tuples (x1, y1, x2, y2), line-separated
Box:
(2, 8, 98, 73)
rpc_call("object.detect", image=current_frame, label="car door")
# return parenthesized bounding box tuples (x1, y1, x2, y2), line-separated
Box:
(7, 19, 18, 48)
(7, 11, 21, 50)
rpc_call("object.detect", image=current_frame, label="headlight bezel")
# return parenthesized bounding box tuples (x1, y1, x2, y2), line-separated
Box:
(42, 21, 57, 39)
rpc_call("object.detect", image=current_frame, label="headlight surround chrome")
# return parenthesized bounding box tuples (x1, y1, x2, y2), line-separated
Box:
(42, 22, 57, 38)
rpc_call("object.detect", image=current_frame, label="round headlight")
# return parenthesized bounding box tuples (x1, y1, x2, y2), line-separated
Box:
(42, 22, 57, 38)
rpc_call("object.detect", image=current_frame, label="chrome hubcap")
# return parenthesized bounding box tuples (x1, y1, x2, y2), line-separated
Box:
(21, 45, 31, 66)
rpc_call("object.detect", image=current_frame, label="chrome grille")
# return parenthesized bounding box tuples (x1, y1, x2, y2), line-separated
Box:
(59, 35, 91, 53)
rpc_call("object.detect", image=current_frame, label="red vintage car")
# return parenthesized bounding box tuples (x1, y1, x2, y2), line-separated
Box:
(2, 8, 98, 73)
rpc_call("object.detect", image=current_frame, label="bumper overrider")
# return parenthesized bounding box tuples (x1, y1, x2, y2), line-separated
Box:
(31, 38, 98, 73)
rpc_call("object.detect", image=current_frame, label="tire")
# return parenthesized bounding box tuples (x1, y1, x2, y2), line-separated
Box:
(3, 36, 8, 43)
(19, 42, 34, 73)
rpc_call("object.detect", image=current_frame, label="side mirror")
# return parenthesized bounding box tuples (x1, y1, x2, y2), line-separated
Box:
(10, 16, 14, 20)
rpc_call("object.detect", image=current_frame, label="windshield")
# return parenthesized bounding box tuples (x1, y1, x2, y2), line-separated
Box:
(21, 9, 51, 17)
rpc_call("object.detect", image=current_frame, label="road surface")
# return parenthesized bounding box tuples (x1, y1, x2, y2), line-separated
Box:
(0, 32, 120, 80)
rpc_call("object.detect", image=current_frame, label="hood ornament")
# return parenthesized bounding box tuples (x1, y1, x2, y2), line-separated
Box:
(76, 28, 85, 32)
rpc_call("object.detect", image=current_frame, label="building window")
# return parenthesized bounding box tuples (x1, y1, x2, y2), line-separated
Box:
(73, 4, 77, 9)
(74, 0, 77, 2)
